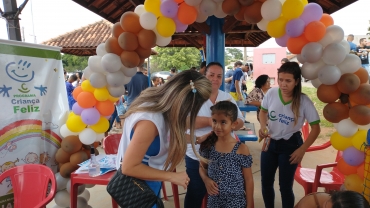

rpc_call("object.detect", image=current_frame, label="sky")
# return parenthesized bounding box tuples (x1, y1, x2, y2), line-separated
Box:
(0, 0, 369, 55)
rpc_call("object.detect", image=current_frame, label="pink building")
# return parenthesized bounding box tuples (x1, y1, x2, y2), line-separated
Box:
(253, 47, 287, 86)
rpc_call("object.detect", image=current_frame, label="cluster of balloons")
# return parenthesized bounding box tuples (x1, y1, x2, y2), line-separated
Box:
(53, 136, 99, 208)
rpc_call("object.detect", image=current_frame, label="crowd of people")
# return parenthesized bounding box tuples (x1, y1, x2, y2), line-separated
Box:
(64, 59, 370, 208)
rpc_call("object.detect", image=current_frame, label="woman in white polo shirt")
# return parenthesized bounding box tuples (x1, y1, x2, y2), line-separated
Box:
(259, 62, 321, 208)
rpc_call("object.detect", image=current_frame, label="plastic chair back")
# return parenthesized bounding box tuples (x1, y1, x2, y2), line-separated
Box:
(103, 134, 122, 154)
(0, 164, 56, 208)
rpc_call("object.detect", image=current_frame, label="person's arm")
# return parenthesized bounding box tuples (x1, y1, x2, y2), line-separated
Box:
(258, 109, 269, 138)
(199, 160, 219, 195)
(185, 131, 212, 144)
(289, 124, 320, 164)
(248, 101, 261, 107)
(186, 116, 212, 129)
(239, 145, 254, 208)
(225, 76, 233, 83)
(235, 80, 242, 101)
(121, 120, 189, 189)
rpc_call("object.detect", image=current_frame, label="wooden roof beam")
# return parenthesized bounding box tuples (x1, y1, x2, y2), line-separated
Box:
(129, 0, 141, 7)
(222, 16, 239, 33)
(182, 36, 202, 48)
(191, 22, 210, 35)
(98, 0, 116, 13)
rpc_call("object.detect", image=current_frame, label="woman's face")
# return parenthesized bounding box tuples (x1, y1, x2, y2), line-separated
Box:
(278, 72, 298, 96)
(205, 65, 223, 91)
(262, 78, 271, 90)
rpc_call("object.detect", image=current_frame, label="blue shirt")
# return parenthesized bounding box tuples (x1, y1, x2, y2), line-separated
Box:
(230, 68, 243, 93)
(348, 41, 357, 52)
(124, 72, 148, 107)
(225, 69, 234, 93)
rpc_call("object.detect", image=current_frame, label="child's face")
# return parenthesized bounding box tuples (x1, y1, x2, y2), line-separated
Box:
(211, 112, 236, 137)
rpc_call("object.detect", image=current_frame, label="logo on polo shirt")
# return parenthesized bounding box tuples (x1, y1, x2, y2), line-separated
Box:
(269, 111, 277, 121)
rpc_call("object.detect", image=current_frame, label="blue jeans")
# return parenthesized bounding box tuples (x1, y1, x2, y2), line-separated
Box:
(184, 156, 207, 208)
(107, 107, 120, 132)
(260, 132, 303, 208)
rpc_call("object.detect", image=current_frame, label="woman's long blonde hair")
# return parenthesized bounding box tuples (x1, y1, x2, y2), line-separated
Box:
(124, 70, 212, 171)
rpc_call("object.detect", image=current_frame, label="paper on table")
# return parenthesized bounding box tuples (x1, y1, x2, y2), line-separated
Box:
(75, 154, 117, 175)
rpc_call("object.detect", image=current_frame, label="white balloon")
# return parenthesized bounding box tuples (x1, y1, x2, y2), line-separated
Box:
(261, 0, 282, 21)
(301, 42, 323, 63)
(318, 65, 341, 85)
(185, 0, 202, 6)
(359, 123, 370, 130)
(82, 66, 92, 80)
(55, 172, 69, 191)
(213, 2, 227, 18)
(122, 75, 132, 85)
(79, 189, 91, 201)
(336, 118, 358, 138)
(54, 190, 71, 207)
(322, 43, 347, 66)
(297, 54, 306, 64)
(89, 72, 107, 88)
(195, 5, 208, 23)
(106, 71, 126, 87)
(319, 25, 344, 48)
(301, 60, 325, 80)
(95, 133, 105, 142)
(257, 18, 269, 31)
(333, 122, 339, 129)
(121, 65, 137, 77)
(134, 4, 146, 15)
(66, 180, 86, 195)
(79, 128, 97, 145)
(337, 54, 362, 74)
(339, 39, 350, 54)
(60, 124, 79, 138)
(85, 184, 96, 188)
(88, 56, 105, 74)
(311, 78, 322, 88)
(77, 197, 88, 208)
(139, 12, 157, 30)
(96, 43, 107, 57)
(199, 0, 217, 16)
(108, 85, 126, 97)
(101, 53, 122, 73)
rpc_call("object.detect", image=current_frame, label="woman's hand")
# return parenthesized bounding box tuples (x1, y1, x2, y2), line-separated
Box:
(258, 127, 269, 139)
(289, 146, 306, 164)
(204, 177, 219, 195)
(169, 171, 190, 189)
(196, 131, 213, 144)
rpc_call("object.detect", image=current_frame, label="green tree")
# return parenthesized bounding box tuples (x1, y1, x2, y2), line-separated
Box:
(224, 53, 231, 66)
(226, 48, 243, 60)
(150, 47, 201, 71)
(62, 54, 89, 72)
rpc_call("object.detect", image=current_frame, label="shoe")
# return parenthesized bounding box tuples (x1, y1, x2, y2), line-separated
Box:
(244, 120, 250, 123)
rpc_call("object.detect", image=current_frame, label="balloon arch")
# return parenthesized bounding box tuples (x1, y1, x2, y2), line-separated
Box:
(53, 0, 370, 206)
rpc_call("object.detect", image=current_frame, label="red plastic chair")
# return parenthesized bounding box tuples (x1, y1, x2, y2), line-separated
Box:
(294, 121, 345, 195)
(0, 164, 56, 208)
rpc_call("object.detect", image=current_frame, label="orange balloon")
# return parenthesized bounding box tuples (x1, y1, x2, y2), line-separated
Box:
(112, 22, 125, 38)
(317, 84, 341, 103)
(304, 21, 326, 42)
(177, 3, 197, 25)
(120, 11, 143, 34)
(349, 83, 370, 105)
(60, 162, 78, 178)
(137, 29, 157, 49)
(70, 150, 89, 166)
(323, 102, 349, 123)
(138, 57, 145, 67)
(354, 67, 369, 84)
(320, 13, 334, 27)
(349, 105, 370, 125)
(287, 35, 309, 54)
(337, 158, 358, 175)
(222, 0, 241, 15)
(105, 37, 124, 56)
(357, 163, 365, 180)
(77, 92, 97, 108)
(337, 73, 360, 94)
(120, 51, 141, 68)
(349, 99, 359, 107)
(174, 0, 183, 3)
(136, 46, 152, 58)
(118, 32, 139, 51)
(234, 6, 247, 21)
(243, 2, 263, 24)
(72, 86, 83, 101)
(95, 100, 115, 116)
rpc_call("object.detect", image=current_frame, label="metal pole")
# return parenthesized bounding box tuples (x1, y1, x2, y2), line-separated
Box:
(3, 0, 21, 41)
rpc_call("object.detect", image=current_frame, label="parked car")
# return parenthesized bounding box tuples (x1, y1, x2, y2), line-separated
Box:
(152, 71, 171, 80)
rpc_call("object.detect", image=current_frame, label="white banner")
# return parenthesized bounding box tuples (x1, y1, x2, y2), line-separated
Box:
(0, 39, 69, 205)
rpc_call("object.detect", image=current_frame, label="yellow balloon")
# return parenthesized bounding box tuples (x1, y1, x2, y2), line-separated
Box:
(156, 17, 176, 38)
(94, 87, 109, 101)
(345, 174, 364, 193)
(66, 114, 86, 132)
(301, 0, 308, 6)
(89, 117, 109, 133)
(267, 17, 287, 38)
(352, 130, 367, 151)
(108, 95, 120, 103)
(144, 0, 162, 17)
(68, 112, 74, 118)
(330, 132, 353, 151)
(282, 0, 304, 20)
(81, 80, 95, 93)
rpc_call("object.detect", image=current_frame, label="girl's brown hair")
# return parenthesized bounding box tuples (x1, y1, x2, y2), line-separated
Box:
(123, 70, 212, 171)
